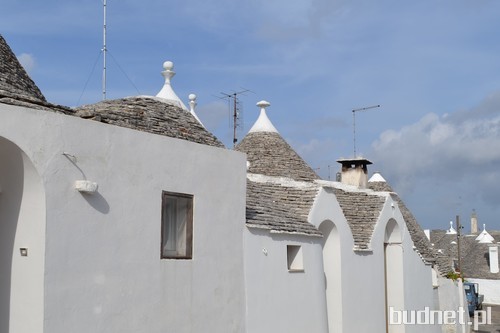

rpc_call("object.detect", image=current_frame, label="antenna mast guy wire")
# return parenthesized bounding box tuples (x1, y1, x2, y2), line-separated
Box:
(352, 104, 380, 157)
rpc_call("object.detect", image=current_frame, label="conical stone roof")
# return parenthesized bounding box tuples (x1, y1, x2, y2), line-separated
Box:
(235, 100, 319, 181)
(75, 96, 224, 147)
(0, 34, 46, 102)
(237, 131, 319, 181)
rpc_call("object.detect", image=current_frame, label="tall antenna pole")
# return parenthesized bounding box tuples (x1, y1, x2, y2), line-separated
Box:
(456, 215, 463, 280)
(220, 89, 251, 147)
(352, 104, 380, 157)
(233, 95, 238, 146)
(102, 0, 107, 100)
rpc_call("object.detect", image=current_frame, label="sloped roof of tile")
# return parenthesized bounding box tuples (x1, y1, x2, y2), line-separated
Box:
(329, 185, 386, 250)
(370, 180, 452, 273)
(245, 175, 322, 237)
(0, 36, 224, 147)
(430, 230, 500, 280)
(0, 35, 45, 102)
(75, 96, 224, 147)
(235, 131, 319, 181)
(0, 35, 74, 114)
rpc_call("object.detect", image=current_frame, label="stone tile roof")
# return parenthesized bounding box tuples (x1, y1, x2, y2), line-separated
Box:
(235, 132, 319, 181)
(430, 230, 500, 280)
(0, 35, 75, 114)
(75, 97, 224, 148)
(1, 36, 223, 147)
(330, 185, 386, 250)
(245, 174, 322, 237)
(0, 34, 45, 102)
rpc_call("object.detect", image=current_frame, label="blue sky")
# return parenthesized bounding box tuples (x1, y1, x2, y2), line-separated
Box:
(2, 0, 500, 231)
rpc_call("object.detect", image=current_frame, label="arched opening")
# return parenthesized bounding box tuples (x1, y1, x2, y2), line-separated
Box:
(384, 218, 404, 333)
(319, 220, 342, 332)
(0, 137, 46, 333)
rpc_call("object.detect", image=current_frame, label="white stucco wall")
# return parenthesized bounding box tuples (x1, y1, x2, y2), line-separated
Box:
(310, 186, 388, 332)
(0, 104, 248, 333)
(377, 197, 440, 333)
(435, 276, 466, 333)
(309, 186, 441, 333)
(243, 228, 328, 333)
(399, 226, 441, 333)
(0, 137, 46, 333)
(467, 278, 500, 305)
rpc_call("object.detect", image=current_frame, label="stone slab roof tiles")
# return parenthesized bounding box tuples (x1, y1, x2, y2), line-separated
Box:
(0, 35, 75, 114)
(236, 132, 319, 181)
(75, 96, 224, 148)
(245, 174, 322, 237)
(330, 186, 386, 250)
(0, 35, 46, 102)
(431, 230, 500, 280)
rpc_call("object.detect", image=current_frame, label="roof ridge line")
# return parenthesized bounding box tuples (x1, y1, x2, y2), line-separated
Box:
(247, 173, 318, 188)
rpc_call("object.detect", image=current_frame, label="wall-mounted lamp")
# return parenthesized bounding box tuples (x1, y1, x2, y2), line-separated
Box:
(20, 248, 28, 256)
(75, 180, 98, 193)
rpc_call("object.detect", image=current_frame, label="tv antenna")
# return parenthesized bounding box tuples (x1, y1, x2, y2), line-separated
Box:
(352, 104, 380, 157)
(102, 0, 107, 100)
(77, 0, 140, 105)
(220, 89, 252, 147)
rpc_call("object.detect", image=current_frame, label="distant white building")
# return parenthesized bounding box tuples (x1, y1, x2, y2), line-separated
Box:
(0, 34, 462, 333)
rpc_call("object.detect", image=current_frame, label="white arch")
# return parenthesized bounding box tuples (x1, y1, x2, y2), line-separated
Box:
(384, 218, 404, 333)
(319, 220, 342, 332)
(0, 137, 46, 333)
(385, 218, 402, 243)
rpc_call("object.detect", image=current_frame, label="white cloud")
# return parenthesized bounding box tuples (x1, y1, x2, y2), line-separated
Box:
(17, 53, 36, 74)
(371, 93, 500, 210)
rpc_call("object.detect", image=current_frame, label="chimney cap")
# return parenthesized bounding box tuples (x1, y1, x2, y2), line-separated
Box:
(337, 157, 373, 166)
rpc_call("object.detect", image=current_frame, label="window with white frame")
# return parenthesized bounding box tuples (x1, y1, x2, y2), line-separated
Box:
(161, 191, 193, 259)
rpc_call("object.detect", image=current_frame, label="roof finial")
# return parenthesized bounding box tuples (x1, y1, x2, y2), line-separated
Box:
(189, 93, 197, 111)
(446, 220, 457, 235)
(368, 171, 386, 183)
(188, 93, 204, 126)
(162, 61, 174, 81)
(156, 61, 188, 110)
(476, 223, 494, 243)
(248, 100, 278, 133)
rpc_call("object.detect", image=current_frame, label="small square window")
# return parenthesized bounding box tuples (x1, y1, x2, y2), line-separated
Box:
(287, 245, 304, 272)
(161, 191, 193, 259)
